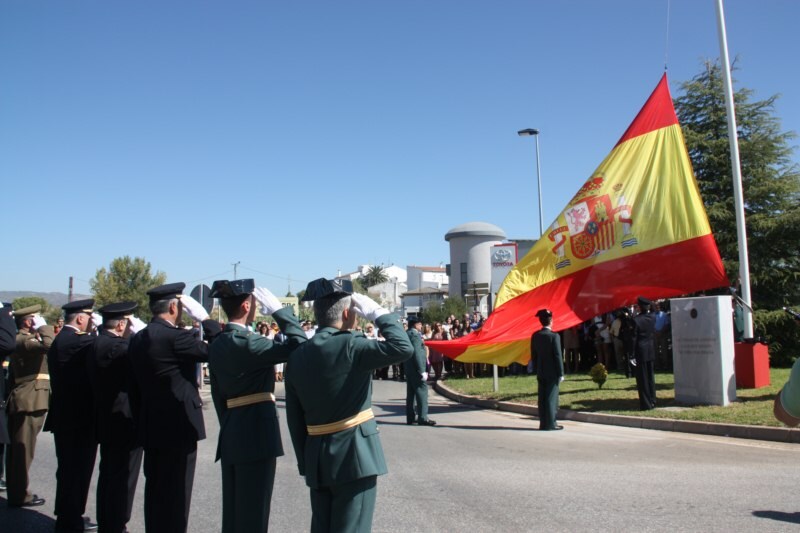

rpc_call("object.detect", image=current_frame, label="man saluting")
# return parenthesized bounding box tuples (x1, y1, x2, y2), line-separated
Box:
(285, 279, 413, 532)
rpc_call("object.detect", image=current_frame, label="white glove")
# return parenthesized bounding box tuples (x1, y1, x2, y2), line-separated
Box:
(350, 293, 388, 322)
(560, 376, 565, 383)
(629, 358, 637, 367)
(128, 316, 147, 333)
(253, 287, 282, 315)
(421, 372, 429, 382)
(181, 295, 210, 321)
(31, 314, 47, 330)
(91, 313, 103, 329)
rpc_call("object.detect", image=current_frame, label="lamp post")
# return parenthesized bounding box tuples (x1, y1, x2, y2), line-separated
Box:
(517, 128, 544, 237)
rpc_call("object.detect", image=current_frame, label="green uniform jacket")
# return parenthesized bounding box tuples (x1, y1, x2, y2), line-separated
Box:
(403, 328, 427, 384)
(209, 307, 306, 465)
(8, 326, 55, 414)
(532, 327, 564, 381)
(285, 312, 413, 489)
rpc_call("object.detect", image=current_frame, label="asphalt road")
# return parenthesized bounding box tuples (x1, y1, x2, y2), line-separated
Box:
(2, 380, 800, 532)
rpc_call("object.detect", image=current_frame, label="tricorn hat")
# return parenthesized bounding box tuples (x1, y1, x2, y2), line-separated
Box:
(637, 296, 652, 307)
(209, 279, 255, 299)
(301, 278, 353, 302)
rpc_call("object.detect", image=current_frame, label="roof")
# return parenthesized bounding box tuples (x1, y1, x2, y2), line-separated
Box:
(407, 265, 446, 272)
(445, 221, 506, 241)
(402, 287, 449, 296)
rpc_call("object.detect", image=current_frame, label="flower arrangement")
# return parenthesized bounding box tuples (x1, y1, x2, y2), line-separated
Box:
(590, 363, 608, 389)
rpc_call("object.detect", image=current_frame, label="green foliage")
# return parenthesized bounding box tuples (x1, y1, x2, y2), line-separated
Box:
(360, 266, 388, 289)
(755, 309, 800, 366)
(675, 60, 800, 364)
(12, 296, 59, 322)
(590, 363, 608, 389)
(90, 256, 167, 322)
(421, 295, 467, 324)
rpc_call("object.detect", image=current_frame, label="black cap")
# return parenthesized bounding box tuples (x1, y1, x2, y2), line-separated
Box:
(301, 278, 353, 302)
(209, 279, 255, 299)
(62, 299, 95, 314)
(147, 282, 186, 303)
(98, 301, 137, 320)
(407, 315, 422, 326)
(637, 296, 652, 307)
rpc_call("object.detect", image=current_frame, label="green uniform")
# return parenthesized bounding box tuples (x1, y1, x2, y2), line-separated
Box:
(404, 328, 429, 424)
(285, 312, 412, 533)
(531, 327, 563, 430)
(6, 325, 54, 506)
(209, 307, 305, 533)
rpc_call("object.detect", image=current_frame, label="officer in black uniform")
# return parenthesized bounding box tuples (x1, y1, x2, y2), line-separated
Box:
(531, 308, 564, 431)
(632, 296, 657, 410)
(87, 301, 142, 533)
(46, 299, 99, 532)
(0, 302, 15, 493)
(128, 282, 218, 533)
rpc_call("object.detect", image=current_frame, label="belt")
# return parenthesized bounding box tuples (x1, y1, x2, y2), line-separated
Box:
(306, 408, 375, 436)
(15, 373, 50, 384)
(226, 392, 276, 409)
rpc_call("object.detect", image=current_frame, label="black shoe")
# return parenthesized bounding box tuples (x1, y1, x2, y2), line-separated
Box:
(83, 517, 99, 531)
(10, 494, 46, 507)
(0, 478, 6, 491)
(417, 419, 437, 426)
(406, 420, 415, 425)
(540, 425, 564, 431)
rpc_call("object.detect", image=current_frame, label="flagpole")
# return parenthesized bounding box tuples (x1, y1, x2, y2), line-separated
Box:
(715, 0, 753, 339)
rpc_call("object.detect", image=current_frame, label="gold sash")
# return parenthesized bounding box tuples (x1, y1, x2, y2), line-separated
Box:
(15, 373, 50, 384)
(226, 392, 276, 408)
(306, 408, 375, 436)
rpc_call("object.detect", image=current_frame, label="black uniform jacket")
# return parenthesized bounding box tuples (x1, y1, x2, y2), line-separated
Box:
(532, 327, 564, 381)
(129, 317, 211, 450)
(88, 329, 138, 447)
(633, 312, 657, 364)
(45, 326, 96, 433)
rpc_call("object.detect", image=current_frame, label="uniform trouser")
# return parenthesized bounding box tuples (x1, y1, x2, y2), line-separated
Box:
(310, 475, 377, 533)
(635, 360, 656, 409)
(143, 445, 197, 533)
(537, 378, 559, 429)
(221, 457, 276, 533)
(54, 429, 98, 530)
(405, 379, 428, 423)
(97, 443, 143, 533)
(5, 409, 46, 505)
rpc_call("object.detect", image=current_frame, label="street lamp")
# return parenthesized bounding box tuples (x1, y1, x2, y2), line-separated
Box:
(517, 128, 544, 237)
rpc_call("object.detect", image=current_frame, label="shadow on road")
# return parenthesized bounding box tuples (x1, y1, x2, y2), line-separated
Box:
(752, 510, 800, 524)
(0, 496, 56, 532)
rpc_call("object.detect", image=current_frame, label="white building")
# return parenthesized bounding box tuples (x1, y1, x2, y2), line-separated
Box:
(367, 280, 407, 312)
(445, 221, 507, 316)
(401, 287, 449, 318)
(406, 265, 448, 291)
(336, 264, 408, 285)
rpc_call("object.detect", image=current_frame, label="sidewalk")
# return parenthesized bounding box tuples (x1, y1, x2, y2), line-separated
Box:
(433, 381, 800, 444)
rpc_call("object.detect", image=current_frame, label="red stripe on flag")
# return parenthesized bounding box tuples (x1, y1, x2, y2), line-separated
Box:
(427, 233, 727, 360)
(615, 74, 678, 147)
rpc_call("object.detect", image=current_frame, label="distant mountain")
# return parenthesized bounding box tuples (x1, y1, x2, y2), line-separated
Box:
(0, 291, 93, 307)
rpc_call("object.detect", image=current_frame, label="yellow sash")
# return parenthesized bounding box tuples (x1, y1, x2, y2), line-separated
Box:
(226, 392, 276, 408)
(306, 408, 375, 436)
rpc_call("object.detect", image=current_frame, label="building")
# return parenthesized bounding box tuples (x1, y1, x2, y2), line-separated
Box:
(406, 265, 448, 291)
(445, 221, 507, 316)
(401, 286, 449, 318)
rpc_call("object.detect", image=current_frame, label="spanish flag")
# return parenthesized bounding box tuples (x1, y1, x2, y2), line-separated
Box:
(428, 75, 728, 366)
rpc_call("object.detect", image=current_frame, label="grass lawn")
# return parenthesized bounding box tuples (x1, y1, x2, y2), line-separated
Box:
(442, 368, 791, 427)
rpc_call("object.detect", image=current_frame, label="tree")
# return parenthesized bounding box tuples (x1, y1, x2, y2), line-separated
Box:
(422, 295, 467, 325)
(90, 256, 167, 322)
(360, 266, 388, 289)
(12, 296, 59, 323)
(675, 60, 800, 364)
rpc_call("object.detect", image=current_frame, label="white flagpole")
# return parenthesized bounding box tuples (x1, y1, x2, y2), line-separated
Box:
(714, 0, 753, 338)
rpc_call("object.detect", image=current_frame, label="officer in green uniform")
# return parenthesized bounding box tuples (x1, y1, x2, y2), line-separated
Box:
(6, 304, 54, 507)
(285, 278, 413, 533)
(531, 308, 564, 431)
(404, 316, 436, 426)
(208, 279, 306, 533)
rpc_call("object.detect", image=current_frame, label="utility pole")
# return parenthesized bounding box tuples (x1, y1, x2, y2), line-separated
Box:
(68, 276, 74, 302)
(232, 261, 240, 280)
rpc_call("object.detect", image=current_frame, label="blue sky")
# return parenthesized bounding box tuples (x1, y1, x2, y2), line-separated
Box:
(2, 1, 798, 297)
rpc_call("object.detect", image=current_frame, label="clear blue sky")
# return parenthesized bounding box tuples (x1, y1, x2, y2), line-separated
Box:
(2, 1, 798, 297)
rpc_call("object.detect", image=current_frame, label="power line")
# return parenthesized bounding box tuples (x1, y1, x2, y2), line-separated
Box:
(239, 265, 308, 285)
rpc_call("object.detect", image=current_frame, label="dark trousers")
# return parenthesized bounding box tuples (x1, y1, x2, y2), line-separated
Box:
(537, 378, 559, 430)
(405, 379, 428, 423)
(310, 475, 377, 533)
(54, 429, 98, 530)
(221, 457, 276, 533)
(97, 443, 143, 533)
(6, 410, 46, 505)
(143, 445, 197, 533)
(635, 360, 656, 410)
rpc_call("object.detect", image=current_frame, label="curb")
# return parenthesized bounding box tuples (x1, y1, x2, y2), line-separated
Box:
(433, 381, 800, 444)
